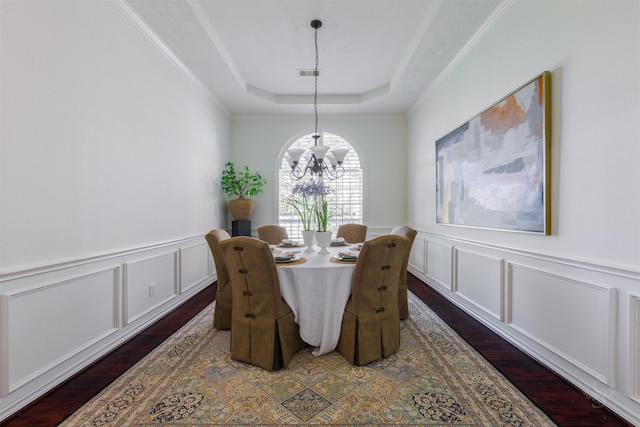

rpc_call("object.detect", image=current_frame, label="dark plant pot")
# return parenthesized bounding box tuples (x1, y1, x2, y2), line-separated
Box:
(228, 196, 254, 220)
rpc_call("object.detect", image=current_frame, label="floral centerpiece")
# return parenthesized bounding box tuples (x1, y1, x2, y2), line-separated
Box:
(311, 181, 334, 253)
(284, 180, 334, 253)
(283, 180, 334, 230)
(283, 182, 317, 231)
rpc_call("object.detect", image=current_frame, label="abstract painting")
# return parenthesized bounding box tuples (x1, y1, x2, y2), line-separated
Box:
(436, 72, 550, 234)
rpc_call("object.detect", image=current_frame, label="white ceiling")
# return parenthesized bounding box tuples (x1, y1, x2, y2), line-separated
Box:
(126, 0, 502, 116)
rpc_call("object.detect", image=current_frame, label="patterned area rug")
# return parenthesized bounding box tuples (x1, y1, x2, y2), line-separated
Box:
(61, 292, 555, 426)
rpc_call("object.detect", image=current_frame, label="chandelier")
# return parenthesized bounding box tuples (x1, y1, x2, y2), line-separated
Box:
(286, 20, 348, 181)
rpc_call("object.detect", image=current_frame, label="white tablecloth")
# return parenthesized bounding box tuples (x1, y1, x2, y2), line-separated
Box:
(276, 245, 356, 356)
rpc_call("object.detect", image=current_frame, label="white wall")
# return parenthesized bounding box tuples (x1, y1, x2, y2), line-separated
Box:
(407, 1, 640, 424)
(0, 1, 229, 420)
(230, 115, 407, 234)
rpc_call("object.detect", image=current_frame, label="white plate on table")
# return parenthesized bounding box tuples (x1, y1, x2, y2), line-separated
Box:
(334, 254, 358, 262)
(274, 255, 300, 263)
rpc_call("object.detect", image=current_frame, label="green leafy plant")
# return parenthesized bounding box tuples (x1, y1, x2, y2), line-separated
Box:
(304, 180, 334, 232)
(283, 181, 334, 231)
(283, 193, 315, 231)
(220, 161, 266, 198)
(315, 195, 334, 232)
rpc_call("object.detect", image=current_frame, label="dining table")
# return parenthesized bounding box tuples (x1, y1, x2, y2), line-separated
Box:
(274, 242, 359, 356)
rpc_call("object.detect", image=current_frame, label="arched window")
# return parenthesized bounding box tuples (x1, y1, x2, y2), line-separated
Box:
(278, 132, 363, 241)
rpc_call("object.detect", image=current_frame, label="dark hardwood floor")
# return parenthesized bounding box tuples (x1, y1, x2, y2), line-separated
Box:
(1, 275, 632, 426)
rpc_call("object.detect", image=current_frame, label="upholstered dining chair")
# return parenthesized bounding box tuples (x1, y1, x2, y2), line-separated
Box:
(220, 237, 306, 370)
(336, 234, 410, 366)
(391, 225, 418, 320)
(336, 223, 368, 243)
(257, 225, 289, 245)
(205, 229, 232, 330)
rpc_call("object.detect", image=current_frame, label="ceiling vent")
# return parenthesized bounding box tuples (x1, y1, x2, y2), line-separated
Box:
(298, 69, 319, 77)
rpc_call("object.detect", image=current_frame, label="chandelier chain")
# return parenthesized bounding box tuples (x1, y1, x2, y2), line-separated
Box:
(314, 24, 319, 142)
(285, 19, 347, 181)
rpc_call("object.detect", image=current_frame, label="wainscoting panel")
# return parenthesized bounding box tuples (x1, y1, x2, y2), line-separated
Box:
(455, 249, 503, 320)
(1, 267, 119, 396)
(409, 237, 426, 274)
(124, 251, 178, 325)
(425, 240, 452, 290)
(630, 293, 640, 403)
(508, 263, 616, 385)
(179, 242, 210, 294)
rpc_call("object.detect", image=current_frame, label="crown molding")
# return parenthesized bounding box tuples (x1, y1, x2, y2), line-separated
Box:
(110, 0, 230, 117)
(409, 0, 514, 116)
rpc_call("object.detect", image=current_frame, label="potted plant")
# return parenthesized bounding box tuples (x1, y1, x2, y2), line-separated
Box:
(221, 161, 267, 220)
(283, 182, 317, 231)
(283, 182, 318, 252)
(309, 181, 335, 254)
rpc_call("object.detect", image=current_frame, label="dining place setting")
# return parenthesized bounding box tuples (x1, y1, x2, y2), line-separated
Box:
(273, 251, 301, 262)
(277, 238, 306, 249)
(331, 249, 359, 263)
(329, 236, 349, 246)
(271, 239, 307, 264)
(274, 251, 306, 265)
(330, 237, 362, 263)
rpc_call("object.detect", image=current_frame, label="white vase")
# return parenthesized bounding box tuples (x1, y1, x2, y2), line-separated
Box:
(302, 230, 316, 252)
(315, 231, 332, 255)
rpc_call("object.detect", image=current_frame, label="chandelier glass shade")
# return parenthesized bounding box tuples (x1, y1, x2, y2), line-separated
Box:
(286, 20, 348, 180)
(286, 137, 349, 180)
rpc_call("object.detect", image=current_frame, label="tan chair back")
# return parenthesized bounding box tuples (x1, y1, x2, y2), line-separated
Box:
(336, 234, 410, 366)
(220, 237, 305, 370)
(205, 229, 232, 329)
(391, 225, 417, 320)
(336, 223, 368, 243)
(257, 225, 289, 245)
